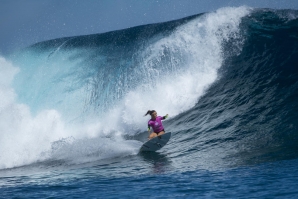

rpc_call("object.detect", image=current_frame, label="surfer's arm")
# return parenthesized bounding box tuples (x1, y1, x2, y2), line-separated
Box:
(162, 114, 169, 120)
(147, 126, 153, 139)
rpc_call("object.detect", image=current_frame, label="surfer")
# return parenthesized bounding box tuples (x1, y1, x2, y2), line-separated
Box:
(145, 110, 168, 139)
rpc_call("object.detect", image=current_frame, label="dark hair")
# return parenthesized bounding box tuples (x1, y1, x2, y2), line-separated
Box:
(144, 110, 156, 116)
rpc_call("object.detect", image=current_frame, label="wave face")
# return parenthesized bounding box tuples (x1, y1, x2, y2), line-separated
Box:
(168, 8, 298, 167)
(1, 7, 298, 170)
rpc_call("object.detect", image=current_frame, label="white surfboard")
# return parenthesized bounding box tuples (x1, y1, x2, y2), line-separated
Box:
(140, 132, 171, 152)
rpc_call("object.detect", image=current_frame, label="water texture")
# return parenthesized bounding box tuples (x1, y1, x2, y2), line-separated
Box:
(0, 7, 298, 198)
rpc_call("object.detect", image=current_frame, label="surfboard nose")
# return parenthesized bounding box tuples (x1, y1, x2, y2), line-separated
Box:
(140, 132, 171, 152)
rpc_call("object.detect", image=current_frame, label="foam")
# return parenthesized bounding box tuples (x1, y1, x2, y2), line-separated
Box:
(0, 57, 68, 168)
(50, 136, 141, 165)
(0, 57, 139, 169)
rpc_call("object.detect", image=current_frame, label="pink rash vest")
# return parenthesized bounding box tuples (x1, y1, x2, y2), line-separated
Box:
(148, 116, 166, 133)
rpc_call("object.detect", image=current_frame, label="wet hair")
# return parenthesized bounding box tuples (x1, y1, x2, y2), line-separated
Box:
(144, 110, 156, 116)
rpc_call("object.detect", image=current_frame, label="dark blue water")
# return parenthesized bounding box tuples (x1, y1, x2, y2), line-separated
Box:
(1, 6, 298, 198)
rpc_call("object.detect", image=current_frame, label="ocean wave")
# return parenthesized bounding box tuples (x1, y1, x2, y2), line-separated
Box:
(1, 7, 298, 169)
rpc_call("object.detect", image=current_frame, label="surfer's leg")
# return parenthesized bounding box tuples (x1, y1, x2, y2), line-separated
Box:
(157, 131, 165, 136)
(149, 132, 158, 139)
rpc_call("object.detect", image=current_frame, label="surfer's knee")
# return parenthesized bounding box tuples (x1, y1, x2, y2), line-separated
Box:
(149, 133, 157, 139)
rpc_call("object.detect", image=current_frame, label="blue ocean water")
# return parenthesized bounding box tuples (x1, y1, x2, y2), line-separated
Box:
(1, 6, 298, 198)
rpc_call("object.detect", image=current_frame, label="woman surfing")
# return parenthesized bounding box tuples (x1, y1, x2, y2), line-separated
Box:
(145, 110, 169, 139)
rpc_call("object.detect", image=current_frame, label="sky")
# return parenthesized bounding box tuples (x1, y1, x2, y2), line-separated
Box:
(1, 0, 298, 55)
